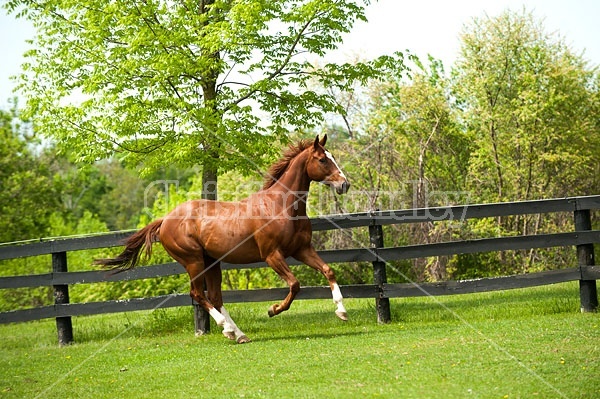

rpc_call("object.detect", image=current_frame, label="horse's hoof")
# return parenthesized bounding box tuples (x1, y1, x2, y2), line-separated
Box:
(223, 331, 236, 340)
(268, 304, 277, 317)
(335, 311, 348, 321)
(237, 335, 252, 344)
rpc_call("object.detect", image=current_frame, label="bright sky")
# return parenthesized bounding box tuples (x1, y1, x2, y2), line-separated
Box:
(338, 0, 600, 67)
(1, 0, 599, 108)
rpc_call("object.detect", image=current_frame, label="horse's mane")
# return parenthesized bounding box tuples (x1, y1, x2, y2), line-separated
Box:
(263, 139, 313, 189)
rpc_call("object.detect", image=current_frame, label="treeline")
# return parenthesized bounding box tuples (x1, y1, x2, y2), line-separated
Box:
(304, 11, 599, 284)
(1, 10, 599, 310)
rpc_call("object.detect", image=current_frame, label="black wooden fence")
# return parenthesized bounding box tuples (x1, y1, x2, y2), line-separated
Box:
(1, 196, 599, 346)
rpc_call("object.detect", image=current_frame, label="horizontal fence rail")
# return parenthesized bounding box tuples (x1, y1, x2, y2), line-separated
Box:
(2, 231, 600, 290)
(2, 267, 599, 325)
(0, 195, 598, 345)
(3, 196, 599, 260)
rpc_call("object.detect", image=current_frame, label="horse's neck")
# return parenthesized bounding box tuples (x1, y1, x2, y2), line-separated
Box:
(265, 151, 311, 216)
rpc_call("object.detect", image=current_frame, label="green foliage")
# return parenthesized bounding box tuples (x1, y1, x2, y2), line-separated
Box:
(47, 159, 145, 231)
(438, 9, 600, 279)
(305, 59, 473, 282)
(453, 9, 600, 202)
(0, 103, 171, 245)
(310, 10, 599, 283)
(6, 0, 405, 180)
(0, 211, 109, 311)
(0, 106, 59, 243)
(0, 257, 53, 311)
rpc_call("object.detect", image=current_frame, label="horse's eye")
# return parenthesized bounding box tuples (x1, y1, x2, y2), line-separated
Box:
(319, 157, 327, 164)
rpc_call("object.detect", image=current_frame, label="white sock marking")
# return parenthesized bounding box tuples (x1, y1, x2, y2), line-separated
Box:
(220, 306, 247, 340)
(332, 283, 343, 302)
(209, 307, 226, 326)
(332, 283, 347, 314)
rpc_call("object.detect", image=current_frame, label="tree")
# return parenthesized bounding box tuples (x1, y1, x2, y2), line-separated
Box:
(0, 105, 59, 243)
(449, 9, 600, 276)
(43, 154, 196, 231)
(343, 59, 469, 281)
(453, 9, 600, 203)
(367, 58, 469, 206)
(6, 0, 405, 198)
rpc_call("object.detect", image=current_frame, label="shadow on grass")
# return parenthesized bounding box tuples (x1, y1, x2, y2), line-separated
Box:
(391, 282, 580, 323)
(248, 329, 368, 343)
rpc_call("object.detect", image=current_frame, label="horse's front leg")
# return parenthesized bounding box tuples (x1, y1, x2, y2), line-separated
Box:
(265, 251, 300, 317)
(293, 246, 348, 321)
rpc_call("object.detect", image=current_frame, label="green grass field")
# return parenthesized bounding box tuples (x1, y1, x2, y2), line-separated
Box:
(1, 282, 598, 398)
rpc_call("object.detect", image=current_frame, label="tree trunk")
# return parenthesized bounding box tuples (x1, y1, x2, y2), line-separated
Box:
(202, 162, 218, 201)
(489, 120, 503, 200)
(194, 0, 220, 335)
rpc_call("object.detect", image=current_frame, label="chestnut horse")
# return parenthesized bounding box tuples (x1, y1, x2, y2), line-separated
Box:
(95, 135, 350, 343)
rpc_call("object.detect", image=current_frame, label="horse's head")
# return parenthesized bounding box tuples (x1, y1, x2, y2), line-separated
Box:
(307, 135, 350, 195)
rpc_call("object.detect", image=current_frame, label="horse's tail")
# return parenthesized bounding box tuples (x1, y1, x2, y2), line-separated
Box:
(94, 219, 163, 274)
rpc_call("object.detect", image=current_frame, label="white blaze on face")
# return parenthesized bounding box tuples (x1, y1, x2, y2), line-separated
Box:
(325, 151, 347, 179)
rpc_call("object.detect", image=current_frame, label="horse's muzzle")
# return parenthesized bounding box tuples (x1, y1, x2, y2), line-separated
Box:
(336, 180, 351, 195)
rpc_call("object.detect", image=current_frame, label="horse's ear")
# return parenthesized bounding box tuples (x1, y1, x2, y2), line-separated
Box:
(313, 135, 320, 150)
(319, 134, 327, 147)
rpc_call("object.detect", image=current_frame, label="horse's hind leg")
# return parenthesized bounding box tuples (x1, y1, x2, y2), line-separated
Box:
(183, 259, 226, 328)
(203, 256, 251, 344)
(219, 306, 250, 344)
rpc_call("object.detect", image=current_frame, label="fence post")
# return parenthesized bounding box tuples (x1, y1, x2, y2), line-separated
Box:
(369, 211, 391, 323)
(52, 251, 73, 346)
(574, 209, 598, 312)
(194, 302, 211, 336)
(193, 278, 210, 335)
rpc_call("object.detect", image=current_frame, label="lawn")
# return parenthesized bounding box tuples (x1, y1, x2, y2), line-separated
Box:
(0, 282, 598, 398)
